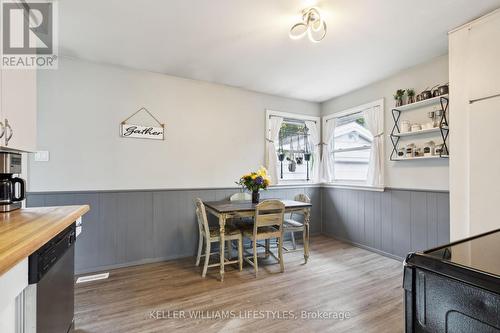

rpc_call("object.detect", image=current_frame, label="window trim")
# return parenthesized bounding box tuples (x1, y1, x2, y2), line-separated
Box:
(322, 99, 384, 188)
(265, 109, 321, 185)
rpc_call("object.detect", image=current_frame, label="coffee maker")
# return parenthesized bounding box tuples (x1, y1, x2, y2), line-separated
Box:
(0, 152, 26, 212)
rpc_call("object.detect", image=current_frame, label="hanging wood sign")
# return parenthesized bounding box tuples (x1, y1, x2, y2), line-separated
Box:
(120, 107, 165, 140)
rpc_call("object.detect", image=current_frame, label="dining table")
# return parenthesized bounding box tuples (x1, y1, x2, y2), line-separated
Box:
(203, 199, 312, 281)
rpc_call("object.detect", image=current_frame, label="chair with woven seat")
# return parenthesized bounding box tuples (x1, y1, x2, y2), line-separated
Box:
(229, 192, 251, 201)
(229, 191, 253, 227)
(225, 192, 253, 257)
(283, 193, 310, 251)
(195, 198, 243, 278)
(242, 200, 285, 277)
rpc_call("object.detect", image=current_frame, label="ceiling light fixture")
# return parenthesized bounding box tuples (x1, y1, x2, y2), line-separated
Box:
(289, 7, 327, 43)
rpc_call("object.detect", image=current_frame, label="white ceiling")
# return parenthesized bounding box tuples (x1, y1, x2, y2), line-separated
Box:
(59, 0, 500, 102)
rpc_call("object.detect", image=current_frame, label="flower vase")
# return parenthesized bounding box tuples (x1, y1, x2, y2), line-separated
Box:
(252, 190, 260, 204)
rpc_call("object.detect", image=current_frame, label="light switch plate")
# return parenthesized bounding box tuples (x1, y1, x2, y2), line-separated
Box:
(34, 151, 50, 162)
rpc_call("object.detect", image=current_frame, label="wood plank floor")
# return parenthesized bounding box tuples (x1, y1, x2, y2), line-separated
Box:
(74, 235, 404, 333)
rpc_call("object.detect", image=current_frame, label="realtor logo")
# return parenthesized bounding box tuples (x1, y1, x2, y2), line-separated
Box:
(2, 1, 58, 69)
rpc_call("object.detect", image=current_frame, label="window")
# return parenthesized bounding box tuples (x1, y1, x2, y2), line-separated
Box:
(277, 120, 313, 181)
(322, 99, 384, 187)
(332, 111, 373, 182)
(266, 110, 320, 183)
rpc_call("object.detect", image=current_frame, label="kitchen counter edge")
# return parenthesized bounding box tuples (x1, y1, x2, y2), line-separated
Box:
(0, 205, 90, 276)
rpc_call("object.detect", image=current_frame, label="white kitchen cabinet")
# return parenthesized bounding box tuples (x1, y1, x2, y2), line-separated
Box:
(449, 8, 500, 240)
(0, 259, 28, 333)
(0, 68, 37, 152)
(467, 11, 500, 102)
(469, 96, 500, 236)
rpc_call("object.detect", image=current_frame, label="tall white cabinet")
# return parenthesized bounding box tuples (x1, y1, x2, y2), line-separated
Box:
(449, 9, 500, 240)
(0, 0, 37, 153)
(0, 68, 37, 152)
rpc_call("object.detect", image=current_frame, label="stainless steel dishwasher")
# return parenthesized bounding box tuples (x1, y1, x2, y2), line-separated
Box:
(21, 223, 76, 333)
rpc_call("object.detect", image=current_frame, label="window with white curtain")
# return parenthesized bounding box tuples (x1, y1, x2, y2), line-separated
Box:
(332, 111, 373, 181)
(266, 110, 321, 184)
(322, 99, 384, 187)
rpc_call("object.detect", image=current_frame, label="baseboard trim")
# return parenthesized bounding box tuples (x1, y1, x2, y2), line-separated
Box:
(75, 253, 193, 275)
(321, 232, 404, 262)
(76, 232, 322, 275)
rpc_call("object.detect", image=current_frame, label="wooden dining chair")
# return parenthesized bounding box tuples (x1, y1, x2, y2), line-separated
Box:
(195, 198, 243, 278)
(227, 192, 253, 256)
(242, 200, 285, 277)
(283, 193, 310, 251)
(229, 192, 251, 201)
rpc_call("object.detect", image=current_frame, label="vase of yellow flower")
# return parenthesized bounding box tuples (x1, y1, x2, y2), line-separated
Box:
(236, 166, 271, 204)
(251, 190, 260, 204)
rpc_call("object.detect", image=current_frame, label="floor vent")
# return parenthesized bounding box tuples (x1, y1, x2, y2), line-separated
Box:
(76, 273, 110, 284)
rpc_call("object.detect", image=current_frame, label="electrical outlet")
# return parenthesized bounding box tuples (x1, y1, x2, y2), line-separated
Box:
(34, 151, 50, 162)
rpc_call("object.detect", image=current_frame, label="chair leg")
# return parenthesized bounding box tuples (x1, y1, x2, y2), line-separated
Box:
(195, 232, 203, 266)
(202, 239, 210, 278)
(238, 237, 243, 272)
(265, 239, 270, 258)
(278, 237, 285, 273)
(253, 240, 258, 277)
(291, 232, 296, 250)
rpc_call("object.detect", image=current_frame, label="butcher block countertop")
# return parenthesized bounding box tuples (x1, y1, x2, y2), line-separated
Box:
(0, 205, 90, 276)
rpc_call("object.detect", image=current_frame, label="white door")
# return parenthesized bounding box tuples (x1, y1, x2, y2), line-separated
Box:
(0, 0, 4, 143)
(467, 11, 500, 102)
(0, 68, 37, 152)
(469, 95, 500, 235)
(0, 69, 4, 143)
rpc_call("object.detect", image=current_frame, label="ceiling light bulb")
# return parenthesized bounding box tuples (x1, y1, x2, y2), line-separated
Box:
(289, 7, 327, 43)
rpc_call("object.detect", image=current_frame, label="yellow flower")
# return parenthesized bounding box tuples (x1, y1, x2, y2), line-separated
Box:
(251, 173, 257, 179)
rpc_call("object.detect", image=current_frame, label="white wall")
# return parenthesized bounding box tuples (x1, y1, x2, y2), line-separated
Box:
(29, 58, 319, 192)
(321, 55, 449, 191)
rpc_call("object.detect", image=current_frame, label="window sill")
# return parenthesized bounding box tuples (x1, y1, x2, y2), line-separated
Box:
(321, 183, 385, 192)
(272, 180, 321, 188)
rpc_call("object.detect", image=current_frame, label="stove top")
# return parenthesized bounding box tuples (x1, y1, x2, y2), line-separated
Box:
(424, 229, 500, 278)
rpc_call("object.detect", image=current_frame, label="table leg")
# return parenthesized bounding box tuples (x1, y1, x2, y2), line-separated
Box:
(219, 214, 226, 282)
(303, 208, 310, 264)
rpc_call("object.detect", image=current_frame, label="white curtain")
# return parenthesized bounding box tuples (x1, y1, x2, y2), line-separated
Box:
(305, 121, 320, 183)
(320, 118, 336, 183)
(266, 116, 283, 185)
(363, 106, 384, 187)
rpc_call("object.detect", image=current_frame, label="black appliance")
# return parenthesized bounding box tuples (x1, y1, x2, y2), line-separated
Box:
(24, 223, 76, 333)
(0, 152, 26, 212)
(403, 229, 500, 333)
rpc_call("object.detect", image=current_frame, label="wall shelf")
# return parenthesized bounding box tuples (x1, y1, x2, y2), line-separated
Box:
(393, 127, 444, 137)
(390, 95, 449, 161)
(393, 155, 449, 161)
(393, 94, 449, 112)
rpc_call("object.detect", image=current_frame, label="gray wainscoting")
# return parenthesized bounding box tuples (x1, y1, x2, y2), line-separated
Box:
(27, 186, 321, 274)
(27, 185, 450, 273)
(321, 187, 450, 260)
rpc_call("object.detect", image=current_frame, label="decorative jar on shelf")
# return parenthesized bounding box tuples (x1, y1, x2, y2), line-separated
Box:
(423, 141, 436, 157)
(401, 120, 411, 133)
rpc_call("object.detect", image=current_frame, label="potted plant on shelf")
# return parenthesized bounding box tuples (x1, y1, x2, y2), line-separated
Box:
(236, 166, 271, 204)
(407, 89, 415, 104)
(394, 89, 405, 107)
